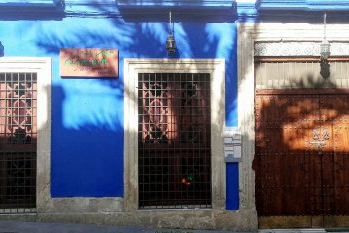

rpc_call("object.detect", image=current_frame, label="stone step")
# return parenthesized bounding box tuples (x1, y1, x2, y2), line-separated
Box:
(259, 229, 327, 233)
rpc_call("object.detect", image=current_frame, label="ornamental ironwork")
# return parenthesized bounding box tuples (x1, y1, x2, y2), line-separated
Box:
(255, 42, 349, 57)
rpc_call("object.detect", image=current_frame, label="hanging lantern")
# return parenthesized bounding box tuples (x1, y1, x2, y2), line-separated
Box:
(320, 12, 331, 61)
(166, 11, 176, 55)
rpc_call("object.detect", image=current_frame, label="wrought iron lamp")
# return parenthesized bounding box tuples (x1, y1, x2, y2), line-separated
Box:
(321, 42, 331, 61)
(166, 11, 176, 55)
(320, 12, 330, 61)
(320, 12, 330, 79)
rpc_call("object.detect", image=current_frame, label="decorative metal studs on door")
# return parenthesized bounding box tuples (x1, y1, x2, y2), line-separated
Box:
(309, 127, 330, 147)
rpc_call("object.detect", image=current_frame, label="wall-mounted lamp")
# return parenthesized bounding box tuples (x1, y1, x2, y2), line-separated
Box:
(320, 12, 330, 79)
(320, 12, 331, 61)
(165, 11, 176, 55)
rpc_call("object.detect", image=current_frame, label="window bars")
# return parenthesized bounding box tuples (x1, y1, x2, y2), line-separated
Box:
(138, 73, 211, 209)
(0, 73, 37, 213)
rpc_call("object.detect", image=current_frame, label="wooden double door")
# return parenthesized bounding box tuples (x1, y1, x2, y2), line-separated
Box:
(255, 89, 349, 228)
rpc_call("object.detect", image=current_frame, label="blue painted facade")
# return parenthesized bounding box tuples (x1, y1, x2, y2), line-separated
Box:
(236, 0, 349, 22)
(2, 0, 347, 216)
(257, 0, 349, 11)
(0, 1, 239, 207)
(226, 162, 239, 210)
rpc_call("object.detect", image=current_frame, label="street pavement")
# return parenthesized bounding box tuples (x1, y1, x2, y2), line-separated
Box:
(0, 221, 253, 233)
(1, 221, 349, 233)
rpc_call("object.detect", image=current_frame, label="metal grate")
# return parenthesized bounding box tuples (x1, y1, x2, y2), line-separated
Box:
(0, 73, 37, 213)
(138, 73, 211, 209)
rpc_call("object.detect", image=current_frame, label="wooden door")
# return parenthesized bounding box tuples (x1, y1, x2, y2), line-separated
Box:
(255, 89, 349, 228)
(323, 95, 349, 227)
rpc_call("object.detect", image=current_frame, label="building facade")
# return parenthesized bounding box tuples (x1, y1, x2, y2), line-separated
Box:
(0, 0, 252, 231)
(1, 0, 349, 231)
(238, 0, 349, 229)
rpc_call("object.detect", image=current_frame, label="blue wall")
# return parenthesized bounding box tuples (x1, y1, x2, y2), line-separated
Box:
(226, 162, 239, 210)
(0, 16, 238, 201)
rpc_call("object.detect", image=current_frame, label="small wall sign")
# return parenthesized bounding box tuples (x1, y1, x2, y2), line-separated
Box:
(60, 48, 118, 77)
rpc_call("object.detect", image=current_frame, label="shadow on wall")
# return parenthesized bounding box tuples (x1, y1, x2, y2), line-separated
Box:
(253, 71, 349, 218)
(51, 84, 124, 197)
(31, 15, 238, 198)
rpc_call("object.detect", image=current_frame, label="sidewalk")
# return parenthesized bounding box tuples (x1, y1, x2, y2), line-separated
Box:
(0, 221, 253, 233)
(1, 221, 348, 233)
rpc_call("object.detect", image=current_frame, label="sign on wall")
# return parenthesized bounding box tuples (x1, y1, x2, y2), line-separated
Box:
(60, 48, 118, 78)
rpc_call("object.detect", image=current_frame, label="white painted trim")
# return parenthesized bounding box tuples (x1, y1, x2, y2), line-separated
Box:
(255, 42, 349, 57)
(239, 23, 349, 42)
(0, 57, 51, 213)
(124, 58, 226, 211)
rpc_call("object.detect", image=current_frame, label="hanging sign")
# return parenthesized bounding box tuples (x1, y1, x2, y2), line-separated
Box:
(60, 48, 118, 77)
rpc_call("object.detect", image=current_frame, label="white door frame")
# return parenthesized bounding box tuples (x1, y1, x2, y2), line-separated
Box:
(123, 58, 226, 211)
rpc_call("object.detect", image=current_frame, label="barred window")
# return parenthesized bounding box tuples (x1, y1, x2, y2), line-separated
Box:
(138, 73, 211, 209)
(0, 73, 37, 213)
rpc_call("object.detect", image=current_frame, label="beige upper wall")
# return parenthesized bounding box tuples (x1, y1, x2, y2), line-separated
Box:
(255, 61, 349, 89)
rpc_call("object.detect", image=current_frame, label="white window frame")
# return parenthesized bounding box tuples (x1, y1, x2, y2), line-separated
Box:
(124, 58, 226, 211)
(0, 57, 51, 213)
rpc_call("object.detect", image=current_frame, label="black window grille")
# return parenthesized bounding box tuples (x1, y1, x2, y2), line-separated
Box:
(0, 73, 37, 213)
(138, 73, 211, 209)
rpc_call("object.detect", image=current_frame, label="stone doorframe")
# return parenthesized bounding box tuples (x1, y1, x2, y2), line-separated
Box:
(237, 23, 349, 223)
(123, 59, 226, 212)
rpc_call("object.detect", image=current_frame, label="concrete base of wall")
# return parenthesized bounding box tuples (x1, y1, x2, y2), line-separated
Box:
(26, 209, 258, 231)
(0, 214, 37, 222)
